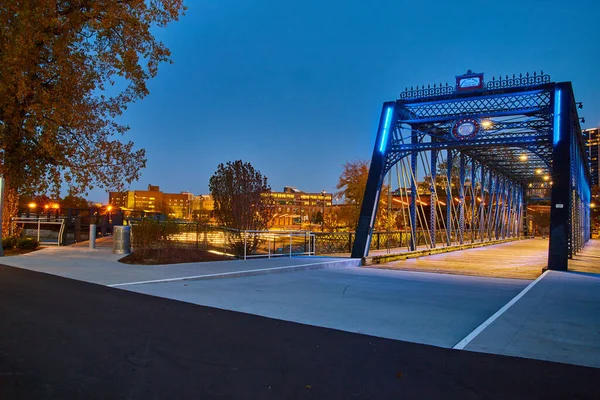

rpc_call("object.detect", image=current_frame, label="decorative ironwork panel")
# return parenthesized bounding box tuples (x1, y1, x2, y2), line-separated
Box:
(399, 71, 550, 101)
(485, 72, 551, 90)
(403, 92, 552, 121)
(400, 83, 455, 100)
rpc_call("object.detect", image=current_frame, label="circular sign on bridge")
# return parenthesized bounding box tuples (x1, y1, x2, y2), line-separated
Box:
(451, 118, 480, 140)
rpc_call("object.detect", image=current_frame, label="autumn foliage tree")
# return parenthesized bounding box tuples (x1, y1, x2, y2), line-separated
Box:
(209, 160, 273, 231)
(209, 160, 273, 256)
(0, 1, 186, 235)
(336, 160, 390, 231)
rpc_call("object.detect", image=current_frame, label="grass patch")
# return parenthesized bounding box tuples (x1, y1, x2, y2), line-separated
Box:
(118, 248, 234, 265)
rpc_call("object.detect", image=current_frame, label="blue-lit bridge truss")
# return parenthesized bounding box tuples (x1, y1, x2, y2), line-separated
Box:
(352, 71, 591, 270)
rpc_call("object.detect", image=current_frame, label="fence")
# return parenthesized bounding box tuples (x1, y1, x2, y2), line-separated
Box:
(242, 231, 315, 259)
(127, 221, 316, 259)
(11, 217, 66, 246)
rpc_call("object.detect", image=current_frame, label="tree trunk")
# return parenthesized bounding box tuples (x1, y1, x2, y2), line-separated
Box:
(2, 181, 19, 238)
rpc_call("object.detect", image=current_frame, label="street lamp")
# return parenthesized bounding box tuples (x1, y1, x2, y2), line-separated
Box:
(321, 190, 326, 232)
(28, 202, 36, 217)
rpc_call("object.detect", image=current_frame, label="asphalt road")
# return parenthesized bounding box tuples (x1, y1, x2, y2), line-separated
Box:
(1, 265, 599, 400)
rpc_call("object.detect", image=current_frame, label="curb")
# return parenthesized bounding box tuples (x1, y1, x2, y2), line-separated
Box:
(109, 258, 362, 287)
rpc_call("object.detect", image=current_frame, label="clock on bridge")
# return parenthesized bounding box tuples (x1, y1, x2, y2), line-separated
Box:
(456, 70, 484, 92)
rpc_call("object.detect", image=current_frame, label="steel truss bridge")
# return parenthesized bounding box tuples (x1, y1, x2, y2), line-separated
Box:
(351, 71, 592, 270)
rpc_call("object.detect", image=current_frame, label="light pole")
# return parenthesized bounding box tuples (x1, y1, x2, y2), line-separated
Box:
(321, 190, 326, 232)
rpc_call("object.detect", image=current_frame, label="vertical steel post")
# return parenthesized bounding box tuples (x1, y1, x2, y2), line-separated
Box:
(446, 150, 453, 246)
(494, 177, 505, 240)
(504, 181, 514, 238)
(409, 137, 418, 251)
(351, 102, 396, 258)
(548, 83, 572, 271)
(430, 148, 438, 248)
(479, 166, 486, 242)
(517, 185, 524, 237)
(488, 174, 499, 240)
(458, 153, 466, 245)
(470, 161, 477, 243)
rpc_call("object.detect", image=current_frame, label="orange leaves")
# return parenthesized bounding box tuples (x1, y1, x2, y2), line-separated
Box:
(0, 1, 183, 196)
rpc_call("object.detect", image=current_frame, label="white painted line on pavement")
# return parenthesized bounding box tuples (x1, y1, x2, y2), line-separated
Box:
(108, 260, 353, 288)
(453, 269, 550, 350)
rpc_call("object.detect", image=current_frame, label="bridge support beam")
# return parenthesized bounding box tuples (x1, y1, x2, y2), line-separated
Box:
(548, 83, 572, 271)
(351, 102, 396, 258)
(430, 148, 438, 248)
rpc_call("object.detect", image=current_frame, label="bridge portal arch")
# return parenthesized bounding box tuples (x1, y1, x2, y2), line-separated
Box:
(351, 71, 591, 271)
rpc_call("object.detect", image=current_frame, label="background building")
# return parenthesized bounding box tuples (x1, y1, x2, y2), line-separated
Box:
(584, 128, 599, 187)
(109, 184, 333, 228)
(271, 186, 332, 229)
(109, 185, 193, 219)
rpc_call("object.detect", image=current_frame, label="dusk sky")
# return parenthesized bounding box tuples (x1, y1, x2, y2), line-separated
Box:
(91, 0, 600, 202)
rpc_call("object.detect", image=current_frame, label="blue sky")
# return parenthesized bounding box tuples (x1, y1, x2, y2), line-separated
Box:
(90, 0, 600, 202)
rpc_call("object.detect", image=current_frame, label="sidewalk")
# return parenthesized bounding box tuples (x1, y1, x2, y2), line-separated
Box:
(0, 238, 360, 286)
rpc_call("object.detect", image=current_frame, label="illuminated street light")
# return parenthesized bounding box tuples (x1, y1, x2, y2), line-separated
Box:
(535, 168, 542, 174)
(519, 154, 528, 161)
(543, 175, 550, 181)
(28, 202, 36, 209)
(51, 203, 59, 209)
(481, 120, 492, 129)
(320, 190, 326, 232)
(591, 203, 596, 208)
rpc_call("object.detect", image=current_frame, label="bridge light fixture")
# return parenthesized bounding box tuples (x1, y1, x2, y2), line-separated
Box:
(553, 89, 562, 145)
(591, 202, 596, 208)
(543, 175, 550, 181)
(535, 168, 542, 174)
(480, 119, 492, 129)
(28, 202, 36, 209)
(379, 106, 393, 153)
(519, 154, 528, 161)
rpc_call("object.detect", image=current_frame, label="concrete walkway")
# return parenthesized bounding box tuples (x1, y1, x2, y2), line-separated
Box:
(464, 270, 600, 369)
(0, 240, 359, 286)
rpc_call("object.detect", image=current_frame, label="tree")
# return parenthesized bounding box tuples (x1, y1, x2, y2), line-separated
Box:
(209, 159, 273, 232)
(335, 160, 389, 231)
(0, 1, 186, 235)
(60, 194, 90, 209)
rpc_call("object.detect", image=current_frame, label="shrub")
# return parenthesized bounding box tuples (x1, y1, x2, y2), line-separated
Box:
(16, 237, 39, 250)
(2, 236, 18, 250)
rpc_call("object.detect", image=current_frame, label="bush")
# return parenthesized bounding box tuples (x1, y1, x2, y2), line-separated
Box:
(2, 236, 18, 250)
(16, 237, 39, 250)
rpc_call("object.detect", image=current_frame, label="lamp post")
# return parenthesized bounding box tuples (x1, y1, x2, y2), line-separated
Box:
(28, 202, 36, 218)
(321, 190, 326, 232)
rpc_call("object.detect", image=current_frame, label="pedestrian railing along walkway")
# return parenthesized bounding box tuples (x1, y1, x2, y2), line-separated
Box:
(11, 217, 66, 246)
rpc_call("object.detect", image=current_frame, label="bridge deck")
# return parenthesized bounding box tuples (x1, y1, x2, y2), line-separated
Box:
(367, 238, 549, 280)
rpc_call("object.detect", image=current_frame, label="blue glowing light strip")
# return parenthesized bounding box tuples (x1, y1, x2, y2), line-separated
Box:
(553, 89, 561, 145)
(379, 107, 393, 153)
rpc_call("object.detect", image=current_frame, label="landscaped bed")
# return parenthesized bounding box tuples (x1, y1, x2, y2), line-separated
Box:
(118, 248, 234, 265)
